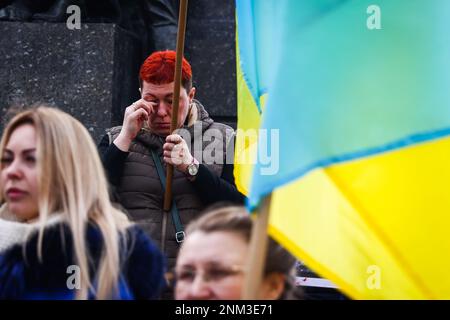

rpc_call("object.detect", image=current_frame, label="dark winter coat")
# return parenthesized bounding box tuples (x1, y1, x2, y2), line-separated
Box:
(0, 206, 166, 300)
(98, 100, 245, 269)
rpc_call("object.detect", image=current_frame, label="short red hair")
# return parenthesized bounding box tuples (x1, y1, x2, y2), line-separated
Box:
(139, 50, 192, 90)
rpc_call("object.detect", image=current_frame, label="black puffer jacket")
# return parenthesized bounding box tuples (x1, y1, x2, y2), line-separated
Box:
(99, 100, 245, 269)
(0, 205, 166, 300)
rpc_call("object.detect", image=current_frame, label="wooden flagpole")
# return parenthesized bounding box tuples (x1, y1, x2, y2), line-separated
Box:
(242, 195, 272, 299)
(164, 0, 189, 211)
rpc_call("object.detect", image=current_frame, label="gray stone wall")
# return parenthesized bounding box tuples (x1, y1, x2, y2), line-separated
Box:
(185, 0, 236, 126)
(0, 0, 237, 143)
(0, 22, 141, 142)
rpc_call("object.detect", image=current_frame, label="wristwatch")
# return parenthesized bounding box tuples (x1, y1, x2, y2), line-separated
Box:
(186, 158, 199, 179)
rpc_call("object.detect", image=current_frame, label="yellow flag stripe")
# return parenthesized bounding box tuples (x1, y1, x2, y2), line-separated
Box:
(325, 169, 435, 298)
(269, 135, 450, 299)
(234, 28, 263, 195)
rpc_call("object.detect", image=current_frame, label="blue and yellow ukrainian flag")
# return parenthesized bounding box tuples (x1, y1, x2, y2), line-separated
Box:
(235, 0, 450, 299)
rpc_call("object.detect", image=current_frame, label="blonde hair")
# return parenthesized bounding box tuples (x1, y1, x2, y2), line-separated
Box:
(186, 206, 252, 240)
(0, 106, 131, 299)
(184, 206, 302, 299)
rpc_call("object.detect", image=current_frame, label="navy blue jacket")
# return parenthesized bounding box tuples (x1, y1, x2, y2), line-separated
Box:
(0, 220, 166, 299)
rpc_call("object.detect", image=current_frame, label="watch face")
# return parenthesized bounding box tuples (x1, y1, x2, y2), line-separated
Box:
(188, 163, 199, 176)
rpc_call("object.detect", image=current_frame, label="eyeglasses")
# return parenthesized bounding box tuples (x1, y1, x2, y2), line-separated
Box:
(174, 264, 244, 284)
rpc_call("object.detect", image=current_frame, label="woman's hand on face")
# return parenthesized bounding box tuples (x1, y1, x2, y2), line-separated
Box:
(114, 100, 155, 152)
(163, 134, 194, 173)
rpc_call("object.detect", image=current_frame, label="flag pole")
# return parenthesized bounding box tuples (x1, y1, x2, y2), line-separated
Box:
(242, 194, 272, 299)
(164, 0, 189, 211)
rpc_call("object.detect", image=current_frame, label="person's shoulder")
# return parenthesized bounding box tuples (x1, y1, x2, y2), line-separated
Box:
(106, 125, 123, 133)
(0, 218, 73, 298)
(104, 126, 123, 143)
(122, 225, 166, 299)
(208, 121, 234, 132)
(126, 225, 156, 248)
(194, 100, 234, 134)
(123, 225, 165, 268)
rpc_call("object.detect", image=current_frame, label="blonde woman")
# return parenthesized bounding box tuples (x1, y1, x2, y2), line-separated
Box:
(0, 106, 166, 299)
(174, 206, 302, 300)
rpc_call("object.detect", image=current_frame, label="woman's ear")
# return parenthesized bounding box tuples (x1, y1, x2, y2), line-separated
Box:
(260, 273, 285, 300)
(189, 87, 196, 102)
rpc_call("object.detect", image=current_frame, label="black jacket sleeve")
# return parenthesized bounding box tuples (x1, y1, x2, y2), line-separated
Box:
(191, 162, 246, 206)
(98, 133, 247, 206)
(98, 134, 129, 186)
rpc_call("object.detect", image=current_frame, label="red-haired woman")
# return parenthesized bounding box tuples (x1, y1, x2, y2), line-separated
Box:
(98, 51, 245, 289)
